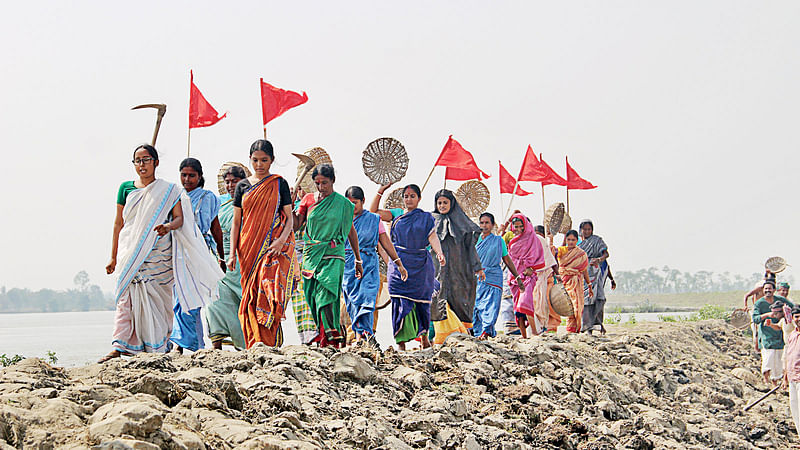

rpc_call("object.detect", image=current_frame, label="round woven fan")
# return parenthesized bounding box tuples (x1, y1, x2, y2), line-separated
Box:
(729, 308, 750, 330)
(549, 283, 574, 317)
(765, 256, 789, 274)
(454, 180, 490, 218)
(295, 147, 332, 193)
(383, 187, 405, 210)
(362, 137, 409, 185)
(544, 203, 566, 236)
(217, 162, 252, 195)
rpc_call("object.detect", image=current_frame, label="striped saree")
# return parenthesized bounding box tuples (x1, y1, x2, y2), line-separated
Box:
(238, 175, 295, 348)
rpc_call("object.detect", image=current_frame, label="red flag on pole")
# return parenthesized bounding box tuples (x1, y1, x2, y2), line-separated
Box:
(565, 156, 597, 189)
(436, 136, 490, 180)
(499, 161, 531, 195)
(538, 154, 568, 186)
(516, 145, 550, 182)
(189, 71, 226, 128)
(260, 79, 308, 127)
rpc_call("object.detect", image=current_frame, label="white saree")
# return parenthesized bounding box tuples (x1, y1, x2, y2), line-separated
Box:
(112, 179, 223, 353)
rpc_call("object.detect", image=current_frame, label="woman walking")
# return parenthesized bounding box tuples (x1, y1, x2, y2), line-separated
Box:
(371, 184, 445, 350)
(342, 186, 408, 346)
(290, 187, 320, 345)
(507, 213, 545, 338)
(205, 164, 247, 350)
(578, 220, 609, 334)
(170, 157, 225, 353)
(227, 140, 295, 348)
(557, 230, 593, 333)
(431, 189, 484, 344)
(294, 164, 362, 348)
(101, 145, 222, 362)
(474, 212, 522, 339)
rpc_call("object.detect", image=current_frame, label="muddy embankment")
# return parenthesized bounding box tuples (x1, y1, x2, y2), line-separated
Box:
(0, 320, 795, 449)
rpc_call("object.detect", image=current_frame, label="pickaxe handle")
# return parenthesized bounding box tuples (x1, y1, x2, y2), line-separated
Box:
(743, 385, 781, 411)
(152, 109, 166, 146)
(294, 165, 314, 196)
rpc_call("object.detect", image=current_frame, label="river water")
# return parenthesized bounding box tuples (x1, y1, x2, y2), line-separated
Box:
(0, 310, 693, 367)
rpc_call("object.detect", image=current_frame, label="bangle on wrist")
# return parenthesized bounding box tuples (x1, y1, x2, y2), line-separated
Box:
(393, 257, 401, 263)
(355, 260, 362, 264)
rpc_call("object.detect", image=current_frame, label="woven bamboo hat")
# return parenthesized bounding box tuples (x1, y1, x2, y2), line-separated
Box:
(549, 283, 575, 317)
(383, 187, 405, 210)
(362, 137, 409, 185)
(295, 147, 332, 193)
(765, 256, 789, 274)
(217, 162, 252, 195)
(454, 180, 490, 218)
(729, 308, 750, 330)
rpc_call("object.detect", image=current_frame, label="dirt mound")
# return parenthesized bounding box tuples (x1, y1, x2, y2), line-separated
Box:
(0, 320, 794, 449)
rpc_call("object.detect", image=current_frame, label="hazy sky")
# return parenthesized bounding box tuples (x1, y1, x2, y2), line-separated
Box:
(2, 2, 798, 291)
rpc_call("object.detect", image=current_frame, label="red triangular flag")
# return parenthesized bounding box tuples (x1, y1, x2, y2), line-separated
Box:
(499, 161, 531, 196)
(189, 71, 226, 129)
(260, 79, 308, 126)
(436, 136, 489, 180)
(566, 156, 597, 190)
(444, 166, 488, 181)
(517, 145, 550, 182)
(538, 154, 568, 186)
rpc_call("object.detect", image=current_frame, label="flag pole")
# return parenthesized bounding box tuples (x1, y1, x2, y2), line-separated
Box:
(566, 188, 570, 214)
(263, 127, 267, 140)
(420, 165, 436, 193)
(541, 182, 546, 226)
(187, 128, 191, 157)
(504, 180, 520, 221)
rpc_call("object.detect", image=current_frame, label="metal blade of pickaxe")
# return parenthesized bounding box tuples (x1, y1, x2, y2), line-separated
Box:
(292, 153, 317, 192)
(132, 103, 167, 147)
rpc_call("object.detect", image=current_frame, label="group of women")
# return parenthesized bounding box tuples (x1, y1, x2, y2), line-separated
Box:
(103, 139, 611, 361)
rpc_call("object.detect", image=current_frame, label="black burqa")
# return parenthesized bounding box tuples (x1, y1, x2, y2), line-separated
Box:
(431, 189, 482, 323)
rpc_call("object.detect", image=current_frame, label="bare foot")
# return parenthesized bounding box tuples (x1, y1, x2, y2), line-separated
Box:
(97, 350, 130, 363)
(212, 341, 222, 350)
(398, 342, 406, 351)
(421, 335, 431, 349)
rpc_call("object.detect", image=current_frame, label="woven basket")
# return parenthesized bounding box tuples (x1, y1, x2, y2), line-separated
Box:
(295, 147, 332, 193)
(454, 180, 490, 218)
(217, 162, 252, 195)
(544, 203, 565, 236)
(765, 256, 788, 274)
(383, 187, 405, 210)
(362, 137, 409, 185)
(729, 308, 750, 330)
(559, 214, 572, 234)
(549, 283, 574, 317)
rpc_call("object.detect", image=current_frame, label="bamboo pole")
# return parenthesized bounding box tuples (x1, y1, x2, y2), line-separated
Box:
(566, 188, 570, 214)
(187, 128, 191, 157)
(263, 127, 267, 140)
(420, 165, 437, 193)
(503, 180, 520, 222)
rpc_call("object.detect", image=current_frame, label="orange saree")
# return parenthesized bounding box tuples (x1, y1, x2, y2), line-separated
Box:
(557, 246, 588, 333)
(238, 175, 295, 348)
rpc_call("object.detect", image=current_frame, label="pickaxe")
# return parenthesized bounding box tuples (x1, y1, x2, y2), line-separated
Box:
(292, 153, 317, 194)
(131, 104, 167, 146)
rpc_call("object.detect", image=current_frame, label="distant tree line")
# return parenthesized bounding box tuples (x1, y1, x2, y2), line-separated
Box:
(0, 271, 114, 313)
(614, 266, 795, 294)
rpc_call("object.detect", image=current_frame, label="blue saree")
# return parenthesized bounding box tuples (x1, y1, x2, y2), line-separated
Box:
(171, 187, 220, 351)
(343, 210, 381, 336)
(473, 233, 505, 337)
(389, 208, 435, 343)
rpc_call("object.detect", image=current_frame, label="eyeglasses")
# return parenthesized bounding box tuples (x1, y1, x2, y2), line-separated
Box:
(132, 157, 155, 165)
